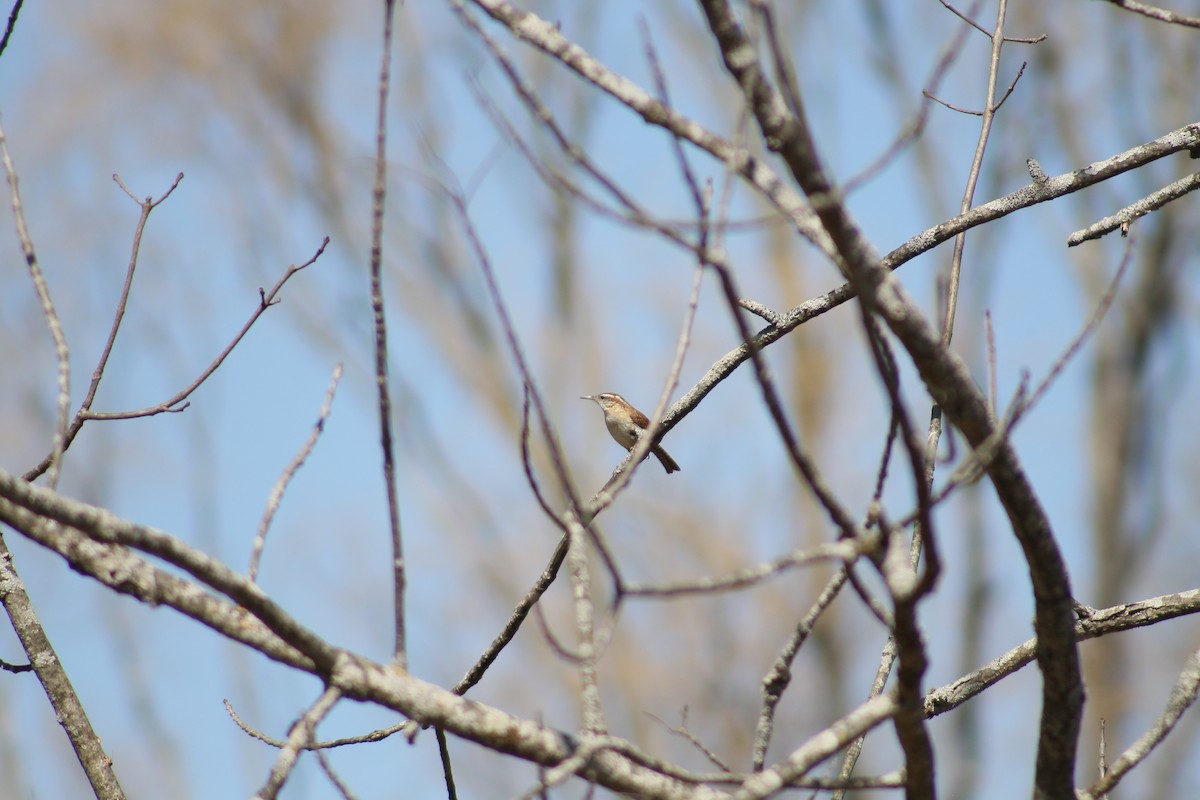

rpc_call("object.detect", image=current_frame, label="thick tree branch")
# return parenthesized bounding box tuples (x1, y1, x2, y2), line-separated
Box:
(0, 535, 126, 799)
(0, 469, 335, 672)
(694, 1, 1082, 795)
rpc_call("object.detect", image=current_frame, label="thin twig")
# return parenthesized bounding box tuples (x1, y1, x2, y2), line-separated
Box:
(624, 540, 868, 598)
(314, 750, 357, 800)
(0, 0, 24, 58)
(844, 0, 983, 194)
(941, 0, 1012, 348)
(450, 535, 568, 696)
(463, 0, 834, 256)
(20, 184, 320, 483)
(937, 0, 1047, 42)
(736, 299, 780, 325)
(519, 383, 567, 531)
(1020, 238, 1134, 420)
(253, 686, 342, 800)
(89, 173, 185, 418)
(0, 656, 32, 673)
(752, 566, 850, 772)
(47, 238, 328, 428)
(427, 167, 586, 529)
(249, 364, 343, 582)
(736, 693, 899, 799)
(224, 699, 406, 749)
(435, 727, 459, 800)
(0, 120, 70, 489)
(370, 0, 407, 669)
(645, 708, 733, 773)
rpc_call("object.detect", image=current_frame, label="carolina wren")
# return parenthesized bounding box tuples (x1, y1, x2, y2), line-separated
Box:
(581, 393, 680, 474)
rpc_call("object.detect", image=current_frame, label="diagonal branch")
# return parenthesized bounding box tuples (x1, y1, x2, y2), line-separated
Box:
(1, 120, 70, 490)
(1100, 0, 1200, 28)
(1068, 170, 1200, 246)
(1079, 647, 1200, 799)
(0, 468, 337, 672)
(0, 535, 126, 799)
(465, 0, 835, 257)
(694, 1, 1082, 795)
(925, 588, 1200, 717)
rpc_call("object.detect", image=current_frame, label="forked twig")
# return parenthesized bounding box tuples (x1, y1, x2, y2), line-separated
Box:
(23, 236, 329, 484)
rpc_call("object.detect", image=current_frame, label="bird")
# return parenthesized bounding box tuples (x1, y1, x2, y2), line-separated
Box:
(580, 393, 680, 474)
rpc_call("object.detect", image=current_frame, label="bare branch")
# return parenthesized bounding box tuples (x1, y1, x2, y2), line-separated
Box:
(0, 0, 25, 59)
(0, 536, 126, 798)
(1099, 0, 1200, 28)
(450, 536, 568, 696)
(7, 457, 1199, 799)
(464, 0, 836, 257)
(254, 686, 342, 800)
(734, 693, 898, 799)
(624, 539, 869, 598)
(519, 383, 568, 532)
(694, 1, 1081, 793)
(937, 0, 1047, 42)
(434, 727, 459, 800)
(753, 567, 850, 771)
(0, 468, 337, 670)
(224, 698, 406, 750)
(369, 0, 407, 670)
(1068, 171, 1200, 246)
(86, 173, 186, 418)
(21, 236, 329, 477)
(926, 589, 1200, 717)
(566, 528, 605, 734)
(1, 119, 70, 489)
(249, 363, 343, 582)
(1080, 648, 1200, 799)
(0, 121, 125, 800)
(646, 708, 733, 773)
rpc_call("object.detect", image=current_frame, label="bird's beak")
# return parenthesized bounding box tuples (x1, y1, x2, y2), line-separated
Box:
(580, 395, 595, 402)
